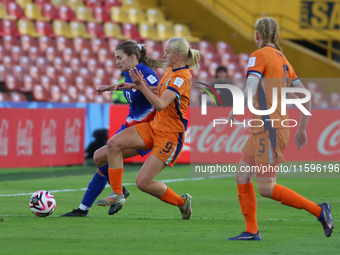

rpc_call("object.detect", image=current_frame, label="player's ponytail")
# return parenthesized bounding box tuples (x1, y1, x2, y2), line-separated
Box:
(167, 37, 201, 69)
(255, 17, 282, 52)
(116, 41, 166, 69)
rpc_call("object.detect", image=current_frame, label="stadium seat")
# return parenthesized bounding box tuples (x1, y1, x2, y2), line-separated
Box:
(40, 75, 53, 90)
(87, 22, 105, 37)
(121, 0, 139, 8)
(121, 23, 140, 39)
(103, 22, 128, 39)
(56, 75, 69, 92)
(53, 20, 72, 37)
(216, 41, 234, 55)
(25, 3, 50, 21)
(29, 65, 42, 79)
(77, 93, 87, 103)
(55, 36, 72, 51)
(79, 48, 94, 64)
(92, 77, 105, 89)
(35, 20, 54, 36)
(3, 35, 19, 51)
(69, 21, 95, 38)
(2, 56, 14, 69)
(38, 36, 55, 52)
(0, 92, 10, 101)
(1, 19, 20, 36)
(0, 3, 16, 20)
(104, 0, 120, 9)
(78, 67, 92, 81)
(156, 21, 174, 40)
(75, 6, 97, 22)
(174, 24, 200, 42)
(19, 56, 32, 71)
(75, 76, 86, 92)
(67, 0, 83, 10)
(45, 65, 57, 81)
(21, 35, 38, 52)
(219, 52, 235, 66)
(92, 7, 111, 22)
(6, 2, 26, 19)
(127, 7, 146, 24)
(62, 47, 75, 63)
(97, 48, 111, 64)
(63, 66, 75, 82)
(73, 37, 89, 52)
(51, 0, 67, 7)
(22, 74, 35, 92)
(58, 5, 76, 21)
(0, 64, 7, 82)
(49, 84, 61, 102)
(34, 0, 51, 8)
(52, 56, 64, 72)
(90, 38, 107, 53)
(40, 2, 59, 20)
(70, 57, 83, 72)
(144, 39, 162, 52)
(28, 46, 43, 61)
(94, 94, 105, 103)
(110, 6, 127, 23)
(139, 22, 158, 40)
(198, 41, 216, 55)
(84, 0, 103, 9)
(32, 84, 49, 101)
(5, 74, 21, 91)
(18, 19, 41, 37)
(10, 91, 27, 101)
(16, 0, 32, 8)
(108, 38, 122, 53)
(95, 67, 108, 80)
(329, 92, 340, 107)
(67, 85, 78, 101)
(10, 46, 23, 63)
(104, 59, 114, 75)
(59, 93, 72, 103)
(87, 57, 99, 74)
(146, 8, 165, 24)
(85, 85, 95, 101)
(45, 46, 59, 62)
(12, 65, 26, 78)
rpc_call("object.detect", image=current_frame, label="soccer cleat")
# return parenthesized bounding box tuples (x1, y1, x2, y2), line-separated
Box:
(108, 186, 130, 215)
(60, 208, 88, 217)
(96, 190, 125, 207)
(178, 193, 192, 220)
(318, 202, 334, 237)
(227, 231, 262, 241)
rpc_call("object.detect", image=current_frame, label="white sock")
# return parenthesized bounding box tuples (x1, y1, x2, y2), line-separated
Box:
(79, 204, 89, 211)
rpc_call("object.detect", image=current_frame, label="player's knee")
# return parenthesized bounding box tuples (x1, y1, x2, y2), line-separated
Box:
(135, 177, 148, 192)
(107, 137, 122, 152)
(236, 177, 252, 184)
(93, 150, 105, 166)
(257, 187, 273, 198)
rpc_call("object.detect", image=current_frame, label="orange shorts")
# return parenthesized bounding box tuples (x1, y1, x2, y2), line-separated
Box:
(134, 122, 184, 167)
(242, 128, 290, 164)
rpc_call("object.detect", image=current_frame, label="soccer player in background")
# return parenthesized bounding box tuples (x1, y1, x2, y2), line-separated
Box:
(227, 17, 334, 240)
(61, 41, 162, 217)
(96, 37, 200, 219)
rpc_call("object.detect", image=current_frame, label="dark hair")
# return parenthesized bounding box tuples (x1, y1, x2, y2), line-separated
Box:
(116, 41, 166, 68)
(215, 66, 228, 74)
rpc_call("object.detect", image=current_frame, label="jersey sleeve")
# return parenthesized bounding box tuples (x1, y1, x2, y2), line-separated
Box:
(289, 67, 300, 87)
(246, 51, 266, 78)
(166, 76, 187, 98)
(144, 71, 159, 87)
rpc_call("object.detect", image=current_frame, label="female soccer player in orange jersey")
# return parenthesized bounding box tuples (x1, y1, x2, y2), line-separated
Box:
(227, 17, 334, 240)
(96, 37, 200, 219)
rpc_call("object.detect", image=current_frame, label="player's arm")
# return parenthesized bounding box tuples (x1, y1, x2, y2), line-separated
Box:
(292, 81, 311, 150)
(129, 67, 176, 111)
(228, 74, 260, 121)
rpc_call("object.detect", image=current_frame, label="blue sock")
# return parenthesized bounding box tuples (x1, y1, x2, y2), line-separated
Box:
(81, 173, 107, 208)
(98, 164, 110, 183)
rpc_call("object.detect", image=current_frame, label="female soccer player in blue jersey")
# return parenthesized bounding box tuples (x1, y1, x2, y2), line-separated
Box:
(61, 41, 164, 217)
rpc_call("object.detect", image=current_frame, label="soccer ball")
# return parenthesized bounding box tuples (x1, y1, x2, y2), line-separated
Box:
(29, 190, 56, 217)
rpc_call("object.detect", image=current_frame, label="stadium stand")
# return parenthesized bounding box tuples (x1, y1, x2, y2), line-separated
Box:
(0, 0, 338, 106)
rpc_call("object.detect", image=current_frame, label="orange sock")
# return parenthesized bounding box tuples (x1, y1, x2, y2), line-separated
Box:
(237, 182, 258, 234)
(158, 186, 185, 207)
(108, 168, 123, 194)
(271, 184, 322, 217)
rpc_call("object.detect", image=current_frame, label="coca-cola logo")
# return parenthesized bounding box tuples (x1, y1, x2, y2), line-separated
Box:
(0, 119, 9, 156)
(188, 117, 249, 154)
(64, 118, 81, 153)
(41, 119, 57, 155)
(17, 119, 33, 156)
(318, 120, 340, 155)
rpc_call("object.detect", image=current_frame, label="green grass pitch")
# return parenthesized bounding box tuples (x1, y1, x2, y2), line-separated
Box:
(0, 162, 339, 255)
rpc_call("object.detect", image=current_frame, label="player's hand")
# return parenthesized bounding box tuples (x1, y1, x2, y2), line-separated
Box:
(115, 82, 137, 91)
(295, 130, 307, 150)
(129, 67, 146, 87)
(96, 85, 112, 94)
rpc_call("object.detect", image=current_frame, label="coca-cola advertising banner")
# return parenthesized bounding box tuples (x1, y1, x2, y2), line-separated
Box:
(109, 105, 340, 163)
(0, 108, 85, 168)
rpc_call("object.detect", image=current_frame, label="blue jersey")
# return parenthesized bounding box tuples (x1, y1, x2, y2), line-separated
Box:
(123, 62, 159, 127)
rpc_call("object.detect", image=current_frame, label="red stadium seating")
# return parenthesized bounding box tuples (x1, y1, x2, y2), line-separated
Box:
(0, 64, 8, 82)
(104, 0, 120, 9)
(121, 23, 141, 40)
(10, 91, 27, 101)
(75, 76, 87, 92)
(35, 0, 52, 8)
(57, 75, 70, 92)
(6, 2, 26, 19)
(52, 56, 64, 72)
(5, 74, 22, 91)
(40, 75, 53, 90)
(108, 38, 122, 53)
(97, 47, 111, 64)
(45, 65, 57, 81)
(11, 45, 24, 62)
(19, 56, 32, 71)
(20, 35, 38, 52)
(56, 36, 72, 52)
(87, 22, 105, 37)
(22, 75, 36, 92)
(12, 65, 26, 78)
(62, 66, 75, 83)
(67, 85, 78, 101)
(40, 2, 59, 20)
(87, 57, 100, 74)
(85, 0, 103, 8)
(92, 6, 111, 22)
(35, 20, 55, 36)
(49, 84, 61, 102)
(29, 66, 42, 80)
(1, 19, 20, 36)
(3, 35, 19, 51)
(216, 41, 234, 55)
(28, 46, 43, 61)
(2, 55, 14, 69)
(70, 57, 83, 72)
(0, 92, 10, 101)
(38, 36, 55, 52)
(45, 46, 60, 62)
(90, 38, 107, 53)
(32, 84, 49, 101)
(73, 37, 90, 52)
(104, 59, 114, 75)
(79, 48, 94, 63)
(78, 66, 92, 81)
(58, 5, 76, 21)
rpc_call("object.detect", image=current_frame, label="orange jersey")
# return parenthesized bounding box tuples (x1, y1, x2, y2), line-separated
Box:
(150, 66, 191, 133)
(246, 45, 300, 133)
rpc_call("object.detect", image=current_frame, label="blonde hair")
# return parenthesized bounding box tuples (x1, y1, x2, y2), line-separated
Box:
(255, 17, 282, 52)
(166, 37, 200, 69)
(116, 41, 166, 69)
